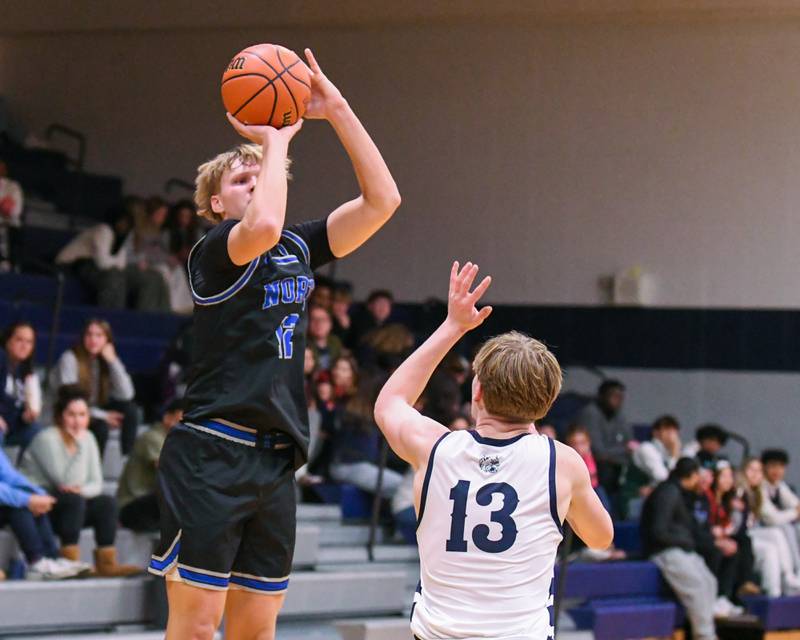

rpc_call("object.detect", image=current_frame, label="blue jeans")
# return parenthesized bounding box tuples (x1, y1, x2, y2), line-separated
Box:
(0, 506, 59, 564)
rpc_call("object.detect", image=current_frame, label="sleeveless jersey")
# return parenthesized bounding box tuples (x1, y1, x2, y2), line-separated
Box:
(412, 430, 563, 640)
(182, 217, 334, 460)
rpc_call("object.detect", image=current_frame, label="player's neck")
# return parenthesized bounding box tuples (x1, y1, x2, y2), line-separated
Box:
(473, 416, 534, 439)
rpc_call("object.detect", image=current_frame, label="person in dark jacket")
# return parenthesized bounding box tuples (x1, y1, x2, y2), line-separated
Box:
(641, 457, 719, 640)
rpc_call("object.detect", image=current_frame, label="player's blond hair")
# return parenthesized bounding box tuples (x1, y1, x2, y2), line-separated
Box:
(472, 331, 562, 422)
(194, 144, 292, 224)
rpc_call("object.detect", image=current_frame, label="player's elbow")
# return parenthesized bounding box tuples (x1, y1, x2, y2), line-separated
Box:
(242, 213, 281, 247)
(367, 189, 401, 219)
(586, 519, 615, 550)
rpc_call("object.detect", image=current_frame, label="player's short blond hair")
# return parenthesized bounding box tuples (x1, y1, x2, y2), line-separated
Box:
(194, 144, 292, 224)
(472, 331, 562, 422)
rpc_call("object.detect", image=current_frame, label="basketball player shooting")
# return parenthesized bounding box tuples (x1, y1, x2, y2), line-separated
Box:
(149, 48, 401, 640)
(374, 262, 614, 640)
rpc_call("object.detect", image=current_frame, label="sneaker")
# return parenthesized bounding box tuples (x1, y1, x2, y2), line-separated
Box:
(713, 596, 736, 618)
(55, 557, 92, 577)
(784, 573, 800, 595)
(27, 557, 89, 580)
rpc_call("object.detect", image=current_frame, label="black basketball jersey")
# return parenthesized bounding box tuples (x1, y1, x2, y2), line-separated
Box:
(182, 217, 334, 460)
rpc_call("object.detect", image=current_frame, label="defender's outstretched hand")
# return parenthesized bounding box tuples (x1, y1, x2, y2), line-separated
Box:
(447, 261, 493, 331)
(303, 48, 346, 120)
(226, 112, 303, 146)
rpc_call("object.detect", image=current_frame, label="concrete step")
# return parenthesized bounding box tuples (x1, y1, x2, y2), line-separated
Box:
(318, 544, 418, 565)
(335, 617, 413, 640)
(318, 523, 389, 547)
(297, 503, 342, 523)
(0, 524, 320, 572)
(0, 568, 408, 633)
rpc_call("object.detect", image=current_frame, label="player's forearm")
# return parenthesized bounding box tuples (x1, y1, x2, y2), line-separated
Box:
(327, 101, 401, 212)
(241, 139, 290, 242)
(376, 318, 465, 410)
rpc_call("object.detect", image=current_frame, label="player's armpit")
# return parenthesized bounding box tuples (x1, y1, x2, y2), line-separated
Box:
(373, 398, 447, 469)
(560, 445, 614, 550)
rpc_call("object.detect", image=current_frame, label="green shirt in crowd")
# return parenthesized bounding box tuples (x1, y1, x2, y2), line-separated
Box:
(116, 422, 167, 508)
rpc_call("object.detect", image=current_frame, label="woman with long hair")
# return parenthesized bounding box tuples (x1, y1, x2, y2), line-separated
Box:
(20, 385, 139, 576)
(49, 319, 138, 456)
(740, 457, 800, 595)
(0, 321, 42, 452)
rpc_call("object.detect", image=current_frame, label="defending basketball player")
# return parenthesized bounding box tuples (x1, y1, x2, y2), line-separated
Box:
(149, 48, 401, 640)
(374, 262, 614, 640)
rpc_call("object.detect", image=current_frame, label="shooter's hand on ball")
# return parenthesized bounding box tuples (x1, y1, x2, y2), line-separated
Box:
(226, 112, 303, 146)
(446, 261, 493, 333)
(303, 48, 346, 120)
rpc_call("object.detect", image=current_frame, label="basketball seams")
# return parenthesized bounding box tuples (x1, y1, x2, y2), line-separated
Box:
(257, 46, 299, 120)
(232, 81, 276, 120)
(222, 72, 279, 86)
(275, 48, 311, 89)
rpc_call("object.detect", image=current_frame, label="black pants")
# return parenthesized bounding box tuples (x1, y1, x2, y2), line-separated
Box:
(49, 492, 117, 547)
(0, 506, 58, 563)
(699, 534, 756, 601)
(119, 493, 160, 532)
(89, 399, 139, 457)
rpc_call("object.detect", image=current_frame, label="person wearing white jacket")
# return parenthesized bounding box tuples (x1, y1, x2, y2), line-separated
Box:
(759, 449, 800, 573)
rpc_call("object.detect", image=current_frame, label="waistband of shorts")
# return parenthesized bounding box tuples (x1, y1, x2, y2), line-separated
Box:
(181, 419, 294, 450)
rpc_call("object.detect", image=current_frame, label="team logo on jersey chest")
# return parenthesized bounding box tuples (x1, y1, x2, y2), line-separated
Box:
(479, 455, 501, 474)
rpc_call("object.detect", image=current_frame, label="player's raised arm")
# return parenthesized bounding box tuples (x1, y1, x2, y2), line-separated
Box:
(374, 262, 492, 467)
(224, 116, 304, 265)
(302, 49, 401, 258)
(557, 441, 614, 549)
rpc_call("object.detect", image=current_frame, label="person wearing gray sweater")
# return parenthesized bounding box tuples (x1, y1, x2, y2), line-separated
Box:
(48, 318, 139, 456)
(20, 385, 140, 576)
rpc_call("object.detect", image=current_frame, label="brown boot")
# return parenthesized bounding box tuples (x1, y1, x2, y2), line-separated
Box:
(93, 546, 143, 578)
(60, 545, 81, 562)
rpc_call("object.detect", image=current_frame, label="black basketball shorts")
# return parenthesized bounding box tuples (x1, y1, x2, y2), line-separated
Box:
(148, 420, 296, 594)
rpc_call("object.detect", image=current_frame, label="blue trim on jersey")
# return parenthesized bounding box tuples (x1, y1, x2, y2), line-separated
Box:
(198, 419, 258, 443)
(548, 437, 563, 533)
(467, 430, 529, 446)
(189, 255, 259, 306)
(230, 575, 289, 591)
(416, 431, 451, 529)
(178, 567, 230, 588)
(149, 542, 180, 572)
(281, 230, 310, 264)
(272, 255, 300, 265)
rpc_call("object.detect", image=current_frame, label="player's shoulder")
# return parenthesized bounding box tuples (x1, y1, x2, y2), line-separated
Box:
(552, 439, 585, 470)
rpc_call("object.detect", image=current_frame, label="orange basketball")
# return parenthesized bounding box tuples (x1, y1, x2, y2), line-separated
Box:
(221, 44, 311, 128)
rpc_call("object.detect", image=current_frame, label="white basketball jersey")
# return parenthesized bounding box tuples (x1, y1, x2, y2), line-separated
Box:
(411, 430, 563, 640)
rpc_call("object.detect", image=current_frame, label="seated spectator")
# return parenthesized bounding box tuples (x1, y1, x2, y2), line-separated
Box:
(0, 156, 23, 271)
(740, 457, 800, 595)
(308, 305, 343, 372)
(329, 375, 405, 498)
(20, 386, 141, 576)
(425, 352, 470, 426)
(709, 462, 760, 600)
(0, 322, 42, 453)
(56, 208, 168, 312)
(684, 424, 729, 470)
(0, 447, 89, 579)
(565, 424, 612, 515)
(574, 379, 635, 498)
(536, 422, 557, 439)
(759, 449, 800, 569)
(165, 199, 203, 265)
(331, 283, 354, 346)
(358, 323, 414, 373)
(309, 275, 334, 311)
(640, 458, 722, 640)
(449, 414, 471, 431)
(330, 355, 359, 403)
(622, 415, 682, 518)
(131, 196, 191, 314)
(351, 289, 395, 346)
(117, 400, 183, 532)
(49, 319, 138, 456)
(158, 319, 193, 406)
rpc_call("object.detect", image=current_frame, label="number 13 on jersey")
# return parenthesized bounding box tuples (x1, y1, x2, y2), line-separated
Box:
(446, 480, 519, 553)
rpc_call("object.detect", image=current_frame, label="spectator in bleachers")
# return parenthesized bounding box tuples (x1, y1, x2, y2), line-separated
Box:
(0, 322, 42, 453)
(565, 424, 612, 514)
(331, 283, 354, 346)
(0, 447, 90, 579)
(641, 457, 721, 639)
(49, 319, 138, 456)
(759, 449, 800, 570)
(56, 208, 144, 309)
(117, 399, 183, 532)
(331, 354, 359, 403)
(310, 275, 334, 311)
(131, 196, 191, 314)
(165, 199, 203, 265)
(708, 461, 761, 600)
(308, 305, 343, 371)
(621, 415, 682, 519)
(0, 156, 23, 272)
(741, 457, 800, 595)
(537, 422, 557, 439)
(684, 424, 729, 470)
(19, 385, 140, 576)
(449, 414, 470, 430)
(358, 322, 414, 374)
(425, 352, 470, 426)
(575, 379, 634, 498)
(329, 374, 404, 498)
(351, 289, 394, 346)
